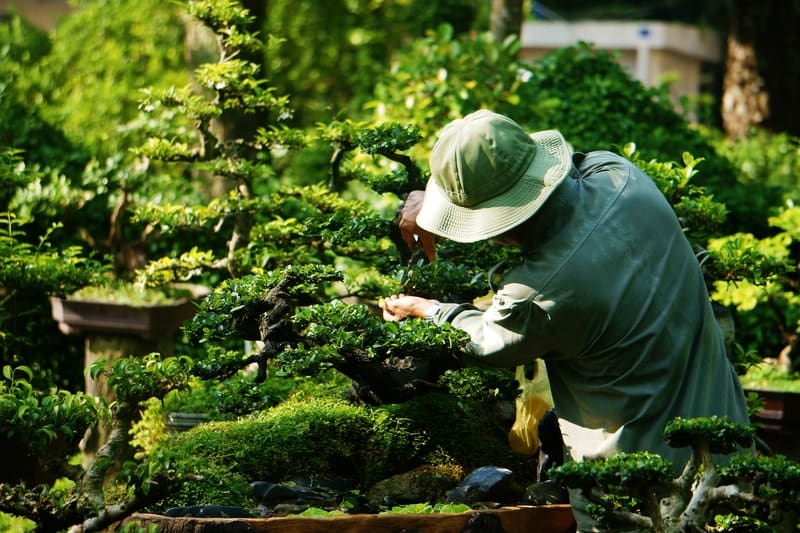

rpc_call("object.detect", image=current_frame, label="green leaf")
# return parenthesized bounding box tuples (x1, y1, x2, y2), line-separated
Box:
(15, 365, 33, 382)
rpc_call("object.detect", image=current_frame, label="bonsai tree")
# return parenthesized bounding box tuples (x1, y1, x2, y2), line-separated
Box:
(548, 416, 800, 531)
(4, 0, 193, 275)
(704, 209, 800, 374)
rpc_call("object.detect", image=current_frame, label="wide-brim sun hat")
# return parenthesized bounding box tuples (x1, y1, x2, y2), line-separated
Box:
(417, 109, 573, 243)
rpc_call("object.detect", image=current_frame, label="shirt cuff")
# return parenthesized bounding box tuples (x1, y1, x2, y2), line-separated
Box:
(432, 302, 478, 324)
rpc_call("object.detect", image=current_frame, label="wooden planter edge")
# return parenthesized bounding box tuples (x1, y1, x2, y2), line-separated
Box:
(116, 504, 576, 533)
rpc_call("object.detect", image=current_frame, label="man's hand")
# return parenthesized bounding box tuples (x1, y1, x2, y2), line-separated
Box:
(397, 190, 437, 261)
(380, 294, 438, 322)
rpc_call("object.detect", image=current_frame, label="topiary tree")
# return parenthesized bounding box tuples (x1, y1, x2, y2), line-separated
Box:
(549, 416, 799, 531)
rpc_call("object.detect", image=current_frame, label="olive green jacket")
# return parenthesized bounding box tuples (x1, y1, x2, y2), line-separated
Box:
(430, 150, 750, 471)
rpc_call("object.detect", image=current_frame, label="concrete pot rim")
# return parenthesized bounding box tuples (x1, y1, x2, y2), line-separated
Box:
(49, 283, 210, 338)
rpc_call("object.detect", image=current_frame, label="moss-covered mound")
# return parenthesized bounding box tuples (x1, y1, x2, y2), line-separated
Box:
(142, 392, 535, 513)
(143, 394, 426, 511)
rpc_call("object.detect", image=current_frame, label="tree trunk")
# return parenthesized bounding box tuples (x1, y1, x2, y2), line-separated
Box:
(721, 0, 769, 140)
(490, 0, 524, 43)
(216, 0, 267, 145)
(758, 4, 800, 136)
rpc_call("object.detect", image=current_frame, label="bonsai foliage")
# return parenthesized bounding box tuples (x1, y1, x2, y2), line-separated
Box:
(549, 417, 799, 531)
(0, 365, 102, 485)
(709, 205, 800, 374)
(0, 212, 104, 298)
(133, 0, 300, 280)
(128, 0, 516, 403)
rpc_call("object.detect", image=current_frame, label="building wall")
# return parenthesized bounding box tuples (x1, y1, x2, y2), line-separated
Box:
(0, 0, 71, 30)
(519, 20, 722, 112)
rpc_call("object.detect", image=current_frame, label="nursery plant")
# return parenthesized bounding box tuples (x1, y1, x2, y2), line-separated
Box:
(0, 194, 107, 530)
(2, 1, 798, 532)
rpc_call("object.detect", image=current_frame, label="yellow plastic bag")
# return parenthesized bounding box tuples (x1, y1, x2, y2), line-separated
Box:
(508, 359, 554, 455)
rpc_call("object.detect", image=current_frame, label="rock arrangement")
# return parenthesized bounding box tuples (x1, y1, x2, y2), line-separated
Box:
(163, 465, 569, 519)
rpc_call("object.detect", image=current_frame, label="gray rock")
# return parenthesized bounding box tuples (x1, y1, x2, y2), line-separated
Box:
(445, 466, 523, 505)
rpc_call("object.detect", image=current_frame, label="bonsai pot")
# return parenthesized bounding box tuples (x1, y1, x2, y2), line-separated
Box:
(745, 387, 800, 460)
(49, 283, 211, 339)
(166, 412, 211, 433)
(117, 504, 577, 533)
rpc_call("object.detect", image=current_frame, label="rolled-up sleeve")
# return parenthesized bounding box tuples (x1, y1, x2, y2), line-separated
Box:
(431, 281, 555, 368)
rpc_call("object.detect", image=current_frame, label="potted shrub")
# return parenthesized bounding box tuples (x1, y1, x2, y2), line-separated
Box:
(738, 362, 800, 460)
(702, 207, 800, 460)
(48, 281, 210, 465)
(49, 282, 209, 340)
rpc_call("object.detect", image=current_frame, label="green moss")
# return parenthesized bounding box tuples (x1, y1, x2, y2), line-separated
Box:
(0, 511, 35, 533)
(143, 394, 428, 513)
(366, 463, 464, 509)
(144, 465, 255, 512)
(142, 391, 538, 514)
(70, 282, 194, 306)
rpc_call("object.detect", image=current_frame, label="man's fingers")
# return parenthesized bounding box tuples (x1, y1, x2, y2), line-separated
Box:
(398, 219, 418, 250)
(418, 233, 437, 261)
(396, 190, 433, 258)
(399, 222, 437, 261)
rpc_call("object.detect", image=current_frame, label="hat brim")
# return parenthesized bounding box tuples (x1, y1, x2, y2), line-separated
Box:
(417, 129, 573, 243)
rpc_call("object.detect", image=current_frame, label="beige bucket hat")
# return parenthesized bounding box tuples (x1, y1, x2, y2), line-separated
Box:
(416, 109, 573, 243)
